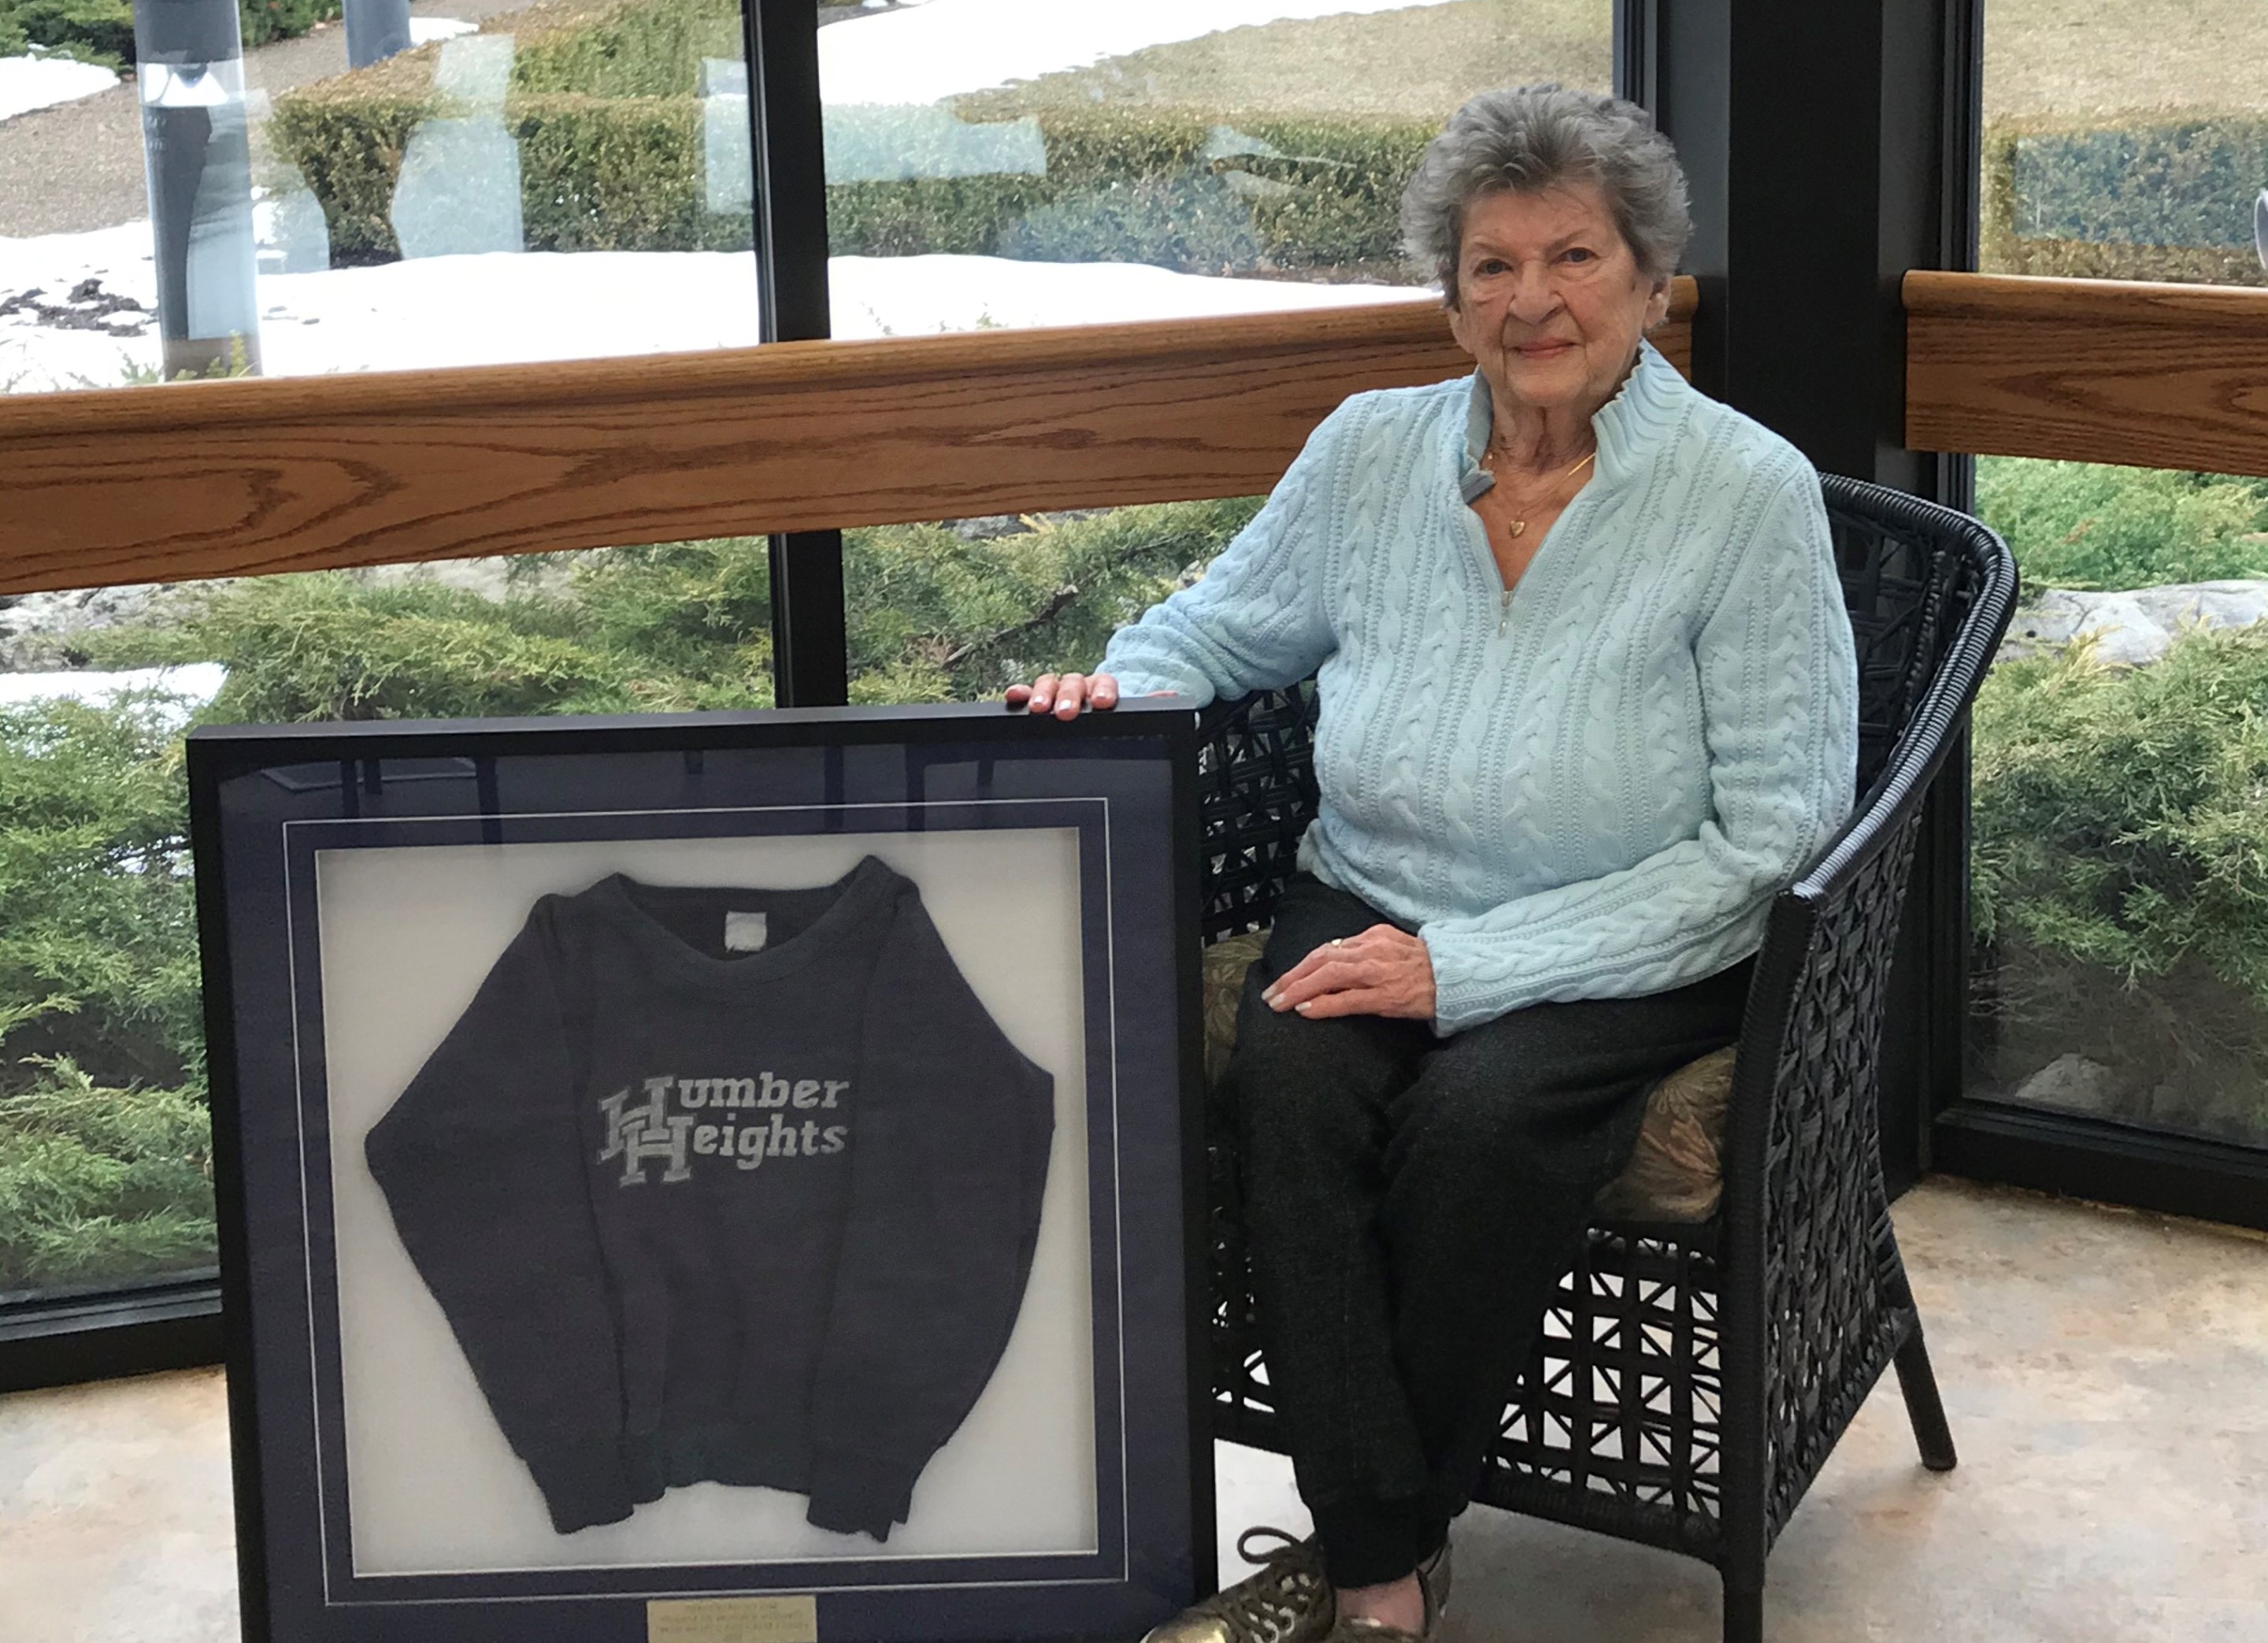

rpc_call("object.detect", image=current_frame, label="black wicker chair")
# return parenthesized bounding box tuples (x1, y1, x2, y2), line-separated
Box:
(1191, 474, 2018, 1643)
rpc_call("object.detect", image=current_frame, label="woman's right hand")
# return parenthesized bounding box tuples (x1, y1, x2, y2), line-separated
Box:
(1006, 672, 1122, 721)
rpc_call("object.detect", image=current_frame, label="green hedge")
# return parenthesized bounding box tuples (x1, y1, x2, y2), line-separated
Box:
(239, 0, 337, 49)
(510, 0, 739, 98)
(272, 87, 754, 261)
(1982, 112, 2268, 287)
(272, 0, 1438, 274)
(269, 0, 753, 261)
(830, 112, 1434, 274)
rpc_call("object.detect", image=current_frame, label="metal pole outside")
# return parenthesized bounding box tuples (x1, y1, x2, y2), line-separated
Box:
(132, 0, 262, 378)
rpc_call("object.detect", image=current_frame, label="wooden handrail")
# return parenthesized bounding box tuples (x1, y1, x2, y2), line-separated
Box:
(1905, 270, 2268, 479)
(0, 280, 1695, 599)
(14, 266, 2268, 599)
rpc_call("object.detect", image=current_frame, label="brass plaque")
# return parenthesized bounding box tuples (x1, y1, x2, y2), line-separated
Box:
(647, 1594, 818, 1643)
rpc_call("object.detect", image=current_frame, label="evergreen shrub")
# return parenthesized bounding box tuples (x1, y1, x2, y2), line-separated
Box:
(0, 1059, 213, 1290)
(1970, 627, 2268, 1139)
(0, 0, 133, 66)
(237, 0, 338, 50)
(1976, 456, 2268, 591)
(0, 695, 209, 1291)
(0, 696, 202, 1097)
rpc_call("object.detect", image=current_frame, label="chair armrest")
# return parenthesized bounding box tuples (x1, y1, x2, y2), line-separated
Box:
(1195, 683, 1322, 944)
(1718, 485, 2016, 1547)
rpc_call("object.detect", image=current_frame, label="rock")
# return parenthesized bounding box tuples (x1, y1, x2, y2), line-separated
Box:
(0, 558, 566, 673)
(944, 515, 1032, 542)
(0, 582, 183, 669)
(2009, 1052, 2125, 1118)
(360, 556, 572, 601)
(2129, 579, 2268, 633)
(1999, 580, 2268, 666)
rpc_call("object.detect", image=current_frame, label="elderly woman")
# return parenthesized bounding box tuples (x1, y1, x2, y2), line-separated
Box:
(1010, 84, 1855, 1642)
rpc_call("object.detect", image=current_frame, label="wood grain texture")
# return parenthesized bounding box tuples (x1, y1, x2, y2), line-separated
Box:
(1906, 270, 2268, 477)
(0, 280, 1694, 598)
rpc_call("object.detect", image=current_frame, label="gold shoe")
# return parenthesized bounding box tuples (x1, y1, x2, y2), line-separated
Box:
(1324, 1538, 1452, 1643)
(1140, 1526, 1333, 1643)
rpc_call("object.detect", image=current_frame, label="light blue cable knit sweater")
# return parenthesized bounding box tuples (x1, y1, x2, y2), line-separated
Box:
(1102, 339, 1859, 1035)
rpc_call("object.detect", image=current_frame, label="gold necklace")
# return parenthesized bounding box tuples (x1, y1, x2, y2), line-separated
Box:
(1484, 447, 1596, 537)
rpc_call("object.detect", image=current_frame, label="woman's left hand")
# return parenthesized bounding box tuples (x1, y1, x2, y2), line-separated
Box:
(1262, 925, 1437, 1022)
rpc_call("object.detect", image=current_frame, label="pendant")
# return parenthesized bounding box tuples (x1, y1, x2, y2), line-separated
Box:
(1509, 519, 1527, 537)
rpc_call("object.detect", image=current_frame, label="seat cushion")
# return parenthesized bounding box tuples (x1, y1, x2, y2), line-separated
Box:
(1201, 931, 1733, 1223)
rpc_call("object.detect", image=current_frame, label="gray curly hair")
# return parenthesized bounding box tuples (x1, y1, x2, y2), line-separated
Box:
(1401, 84, 1692, 306)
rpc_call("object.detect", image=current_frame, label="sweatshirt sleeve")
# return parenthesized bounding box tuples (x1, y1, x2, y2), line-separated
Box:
(802, 888, 1055, 1540)
(1419, 469, 1860, 1035)
(1097, 399, 1351, 706)
(364, 903, 632, 1534)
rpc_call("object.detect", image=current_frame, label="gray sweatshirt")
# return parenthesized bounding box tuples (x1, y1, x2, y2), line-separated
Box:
(365, 855, 1055, 1539)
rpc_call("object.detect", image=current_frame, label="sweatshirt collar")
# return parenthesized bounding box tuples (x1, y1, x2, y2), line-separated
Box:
(1458, 337, 1685, 502)
(600, 854, 901, 985)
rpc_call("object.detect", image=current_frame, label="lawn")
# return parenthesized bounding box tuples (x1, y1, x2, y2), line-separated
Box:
(954, 0, 1610, 123)
(1981, 0, 2268, 120)
(955, 0, 2268, 124)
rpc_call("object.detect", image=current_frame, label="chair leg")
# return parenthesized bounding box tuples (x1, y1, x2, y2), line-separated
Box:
(1721, 1578, 1762, 1643)
(1893, 1328, 1958, 1472)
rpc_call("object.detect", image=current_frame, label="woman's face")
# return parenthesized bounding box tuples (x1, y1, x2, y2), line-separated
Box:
(1445, 182, 1671, 423)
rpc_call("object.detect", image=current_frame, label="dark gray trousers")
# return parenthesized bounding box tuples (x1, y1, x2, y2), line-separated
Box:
(1226, 876, 1751, 1587)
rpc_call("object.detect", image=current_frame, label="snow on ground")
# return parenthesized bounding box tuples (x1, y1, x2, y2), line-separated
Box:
(0, 664, 226, 714)
(0, 222, 1426, 390)
(832, 253, 1425, 335)
(0, 52, 119, 123)
(819, 0, 1459, 106)
(0, 223, 161, 391)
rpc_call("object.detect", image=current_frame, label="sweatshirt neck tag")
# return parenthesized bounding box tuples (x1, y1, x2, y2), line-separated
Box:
(723, 911, 769, 953)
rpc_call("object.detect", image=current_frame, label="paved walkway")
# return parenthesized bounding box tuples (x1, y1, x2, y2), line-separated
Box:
(0, 0, 537, 238)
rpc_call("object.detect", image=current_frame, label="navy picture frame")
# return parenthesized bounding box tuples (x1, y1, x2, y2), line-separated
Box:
(187, 700, 1213, 1643)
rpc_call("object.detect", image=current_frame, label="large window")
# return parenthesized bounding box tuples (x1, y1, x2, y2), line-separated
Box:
(1965, 0, 2268, 1150)
(0, 0, 761, 395)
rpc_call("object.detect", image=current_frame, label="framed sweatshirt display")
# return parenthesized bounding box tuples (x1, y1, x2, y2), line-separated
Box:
(187, 700, 1211, 1643)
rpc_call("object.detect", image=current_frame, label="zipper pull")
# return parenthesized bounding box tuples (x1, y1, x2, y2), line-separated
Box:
(1498, 588, 1512, 636)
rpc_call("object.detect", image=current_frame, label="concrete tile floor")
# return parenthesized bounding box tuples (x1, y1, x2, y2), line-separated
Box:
(3, 1177, 2264, 1642)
